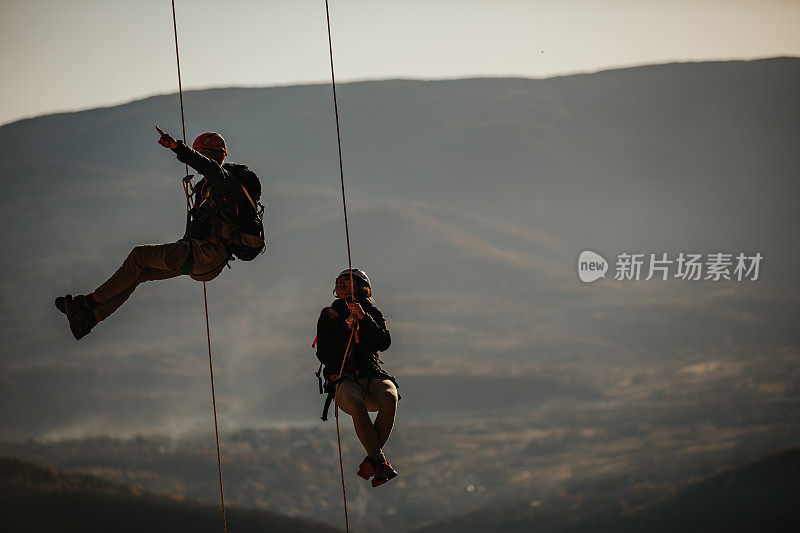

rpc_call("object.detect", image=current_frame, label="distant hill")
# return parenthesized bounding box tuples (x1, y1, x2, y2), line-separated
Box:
(0, 457, 342, 533)
(257, 373, 603, 421)
(414, 446, 800, 532)
(1, 57, 798, 438)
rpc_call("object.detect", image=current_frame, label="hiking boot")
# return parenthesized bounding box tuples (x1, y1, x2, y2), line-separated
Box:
(56, 294, 96, 315)
(357, 456, 374, 480)
(371, 459, 397, 487)
(63, 294, 97, 340)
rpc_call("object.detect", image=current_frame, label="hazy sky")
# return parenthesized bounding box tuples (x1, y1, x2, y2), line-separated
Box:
(1, 0, 798, 126)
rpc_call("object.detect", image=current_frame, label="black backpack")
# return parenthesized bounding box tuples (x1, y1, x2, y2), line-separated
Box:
(221, 163, 266, 261)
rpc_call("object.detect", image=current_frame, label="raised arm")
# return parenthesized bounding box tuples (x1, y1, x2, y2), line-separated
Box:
(156, 126, 222, 179)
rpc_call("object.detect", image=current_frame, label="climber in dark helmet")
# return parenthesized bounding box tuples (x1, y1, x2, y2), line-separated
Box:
(55, 127, 265, 340)
(315, 268, 400, 487)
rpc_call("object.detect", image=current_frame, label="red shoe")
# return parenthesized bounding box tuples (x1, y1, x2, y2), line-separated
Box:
(357, 457, 374, 480)
(371, 459, 397, 487)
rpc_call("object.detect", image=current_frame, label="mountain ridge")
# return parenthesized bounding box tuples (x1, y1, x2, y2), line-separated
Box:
(0, 57, 797, 439)
(1, 456, 343, 533)
(413, 445, 800, 532)
(3, 55, 796, 129)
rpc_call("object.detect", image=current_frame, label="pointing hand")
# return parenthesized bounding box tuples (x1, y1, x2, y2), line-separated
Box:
(155, 125, 178, 149)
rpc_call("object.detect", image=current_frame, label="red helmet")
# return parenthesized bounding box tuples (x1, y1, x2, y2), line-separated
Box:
(192, 132, 227, 156)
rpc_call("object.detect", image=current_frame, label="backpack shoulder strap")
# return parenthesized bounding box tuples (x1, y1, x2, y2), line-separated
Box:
(238, 181, 257, 211)
(223, 163, 261, 210)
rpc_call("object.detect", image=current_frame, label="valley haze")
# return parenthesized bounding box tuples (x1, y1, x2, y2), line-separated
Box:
(1, 58, 799, 531)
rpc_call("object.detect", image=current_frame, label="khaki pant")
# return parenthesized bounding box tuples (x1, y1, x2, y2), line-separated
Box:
(92, 239, 228, 322)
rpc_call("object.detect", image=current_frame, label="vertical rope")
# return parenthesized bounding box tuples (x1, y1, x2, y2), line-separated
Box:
(334, 404, 350, 532)
(204, 282, 227, 533)
(170, 2, 227, 532)
(324, 1, 354, 278)
(325, 1, 353, 531)
(171, 0, 192, 212)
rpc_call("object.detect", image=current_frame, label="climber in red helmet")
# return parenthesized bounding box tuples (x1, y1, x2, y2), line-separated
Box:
(55, 127, 265, 340)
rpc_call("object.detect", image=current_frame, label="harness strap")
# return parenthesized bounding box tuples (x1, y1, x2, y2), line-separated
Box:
(315, 362, 324, 394)
(238, 181, 258, 211)
(320, 374, 346, 421)
(322, 392, 335, 421)
(182, 175, 195, 240)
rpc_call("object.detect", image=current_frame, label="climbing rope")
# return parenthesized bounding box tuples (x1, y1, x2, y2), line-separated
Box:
(333, 326, 357, 533)
(325, 1, 357, 531)
(170, 2, 227, 532)
(170, 1, 191, 212)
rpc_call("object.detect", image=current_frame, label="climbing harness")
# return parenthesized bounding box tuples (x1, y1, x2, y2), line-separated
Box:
(170, 2, 227, 532)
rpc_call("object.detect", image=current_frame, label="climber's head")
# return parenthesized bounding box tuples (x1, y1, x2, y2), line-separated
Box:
(192, 131, 227, 164)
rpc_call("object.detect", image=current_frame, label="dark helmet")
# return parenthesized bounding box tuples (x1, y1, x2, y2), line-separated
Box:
(192, 131, 227, 156)
(335, 268, 371, 290)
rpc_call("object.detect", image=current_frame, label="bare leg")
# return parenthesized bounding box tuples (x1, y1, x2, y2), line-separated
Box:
(366, 379, 398, 448)
(335, 380, 382, 459)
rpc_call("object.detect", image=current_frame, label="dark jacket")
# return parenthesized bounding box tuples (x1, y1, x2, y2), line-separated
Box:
(316, 297, 393, 382)
(171, 142, 259, 244)
(172, 141, 237, 192)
